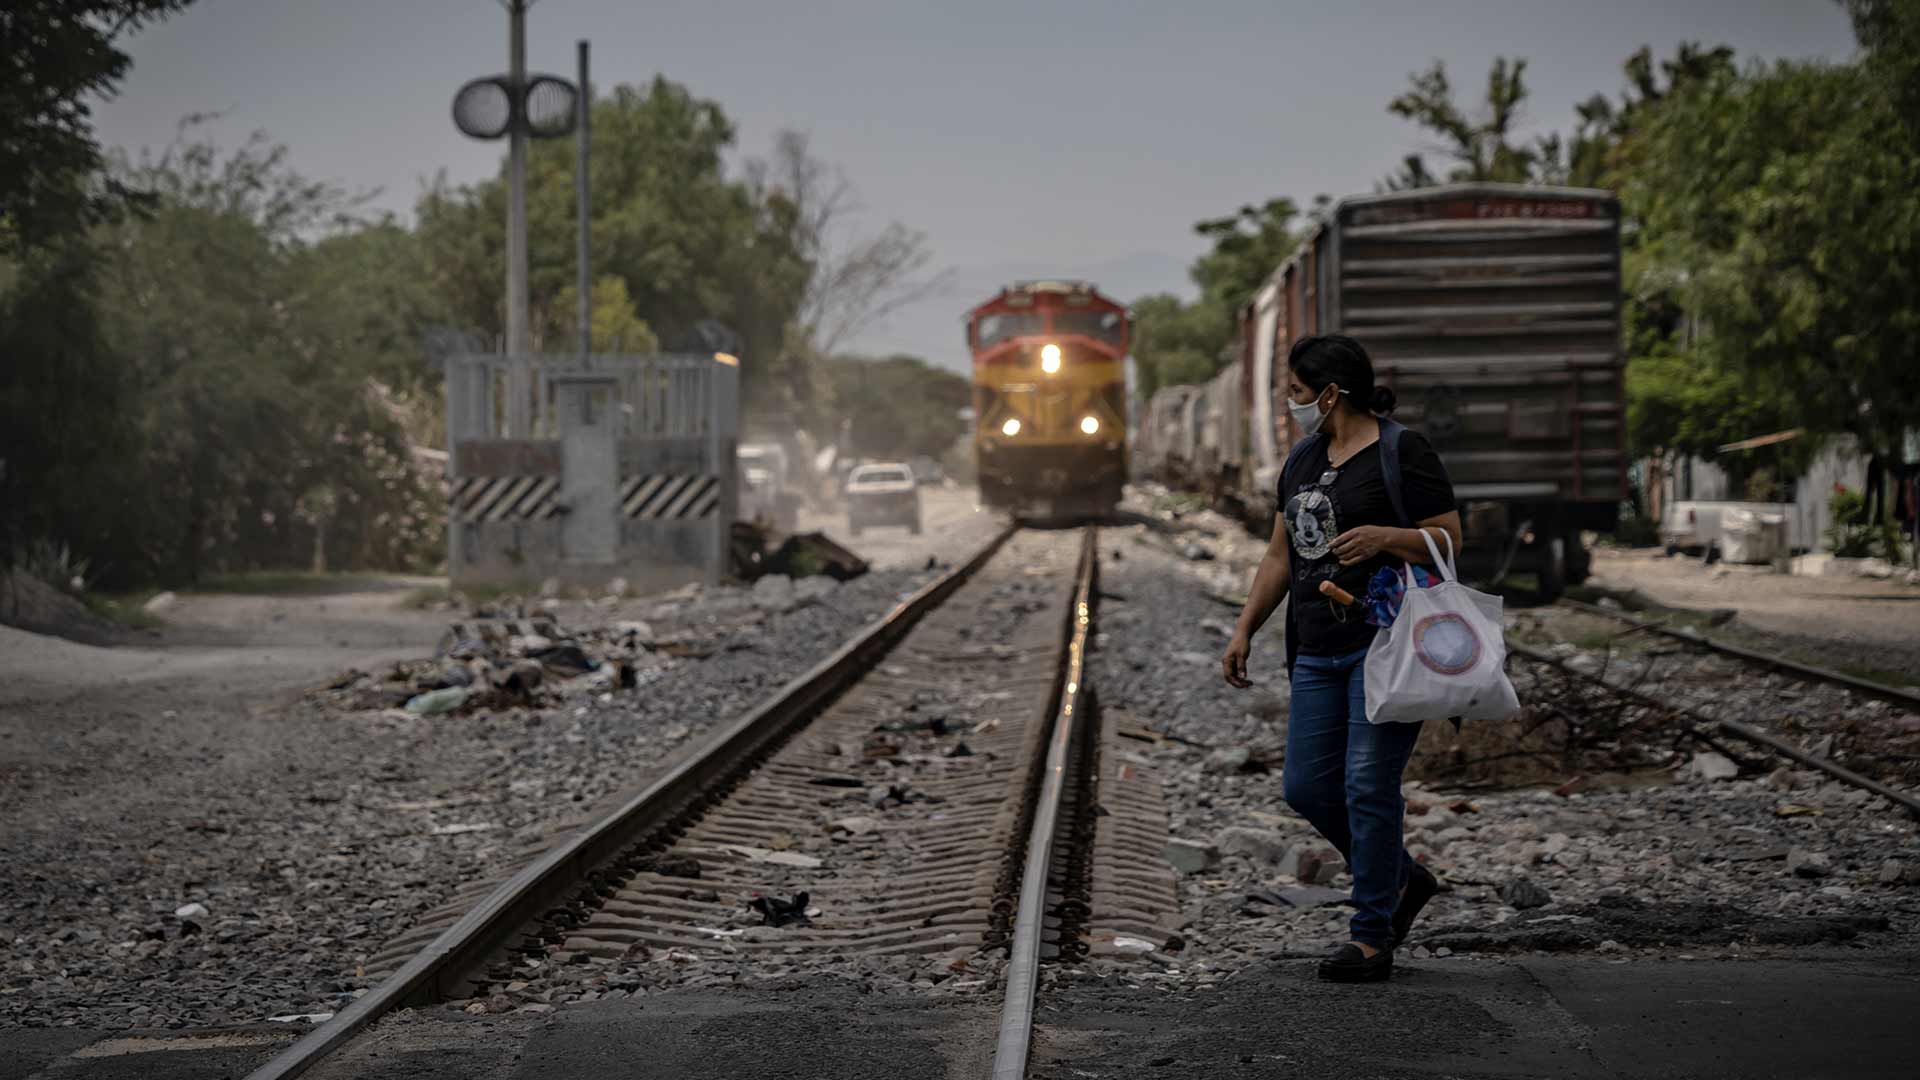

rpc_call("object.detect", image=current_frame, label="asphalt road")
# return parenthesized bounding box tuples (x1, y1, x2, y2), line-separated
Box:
(13, 951, 1916, 1080)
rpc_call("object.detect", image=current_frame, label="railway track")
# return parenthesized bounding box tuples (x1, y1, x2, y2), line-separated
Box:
(245, 525, 1176, 1080)
(1514, 602, 1920, 820)
(1555, 596, 1920, 711)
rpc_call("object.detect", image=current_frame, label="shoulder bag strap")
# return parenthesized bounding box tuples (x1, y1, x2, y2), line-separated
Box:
(1377, 417, 1411, 528)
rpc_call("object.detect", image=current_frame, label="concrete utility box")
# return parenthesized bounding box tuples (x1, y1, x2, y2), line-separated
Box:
(554, 375, 619, 565)
(444, 352, 739, 591)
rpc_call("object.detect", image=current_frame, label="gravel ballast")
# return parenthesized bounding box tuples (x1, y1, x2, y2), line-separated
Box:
(0, 566, 949, 1030)
(1072, 496, 1920, 992)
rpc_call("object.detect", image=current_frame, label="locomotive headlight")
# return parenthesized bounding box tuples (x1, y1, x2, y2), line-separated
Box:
(1079, 415, 1100, 435)
(1002, 417, 1022, 437)
(1040, 343, 1062, 374)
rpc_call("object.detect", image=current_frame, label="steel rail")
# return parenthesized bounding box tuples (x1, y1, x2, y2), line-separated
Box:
(1509, 642, 1920, 821)
(245, 524, 1019, 1080)
(1556, 597, 1920, 712)
(992, 529, 1098, 1080)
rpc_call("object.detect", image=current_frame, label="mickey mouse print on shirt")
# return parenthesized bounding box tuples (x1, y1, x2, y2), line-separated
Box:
(1286, 486, 1338, 561)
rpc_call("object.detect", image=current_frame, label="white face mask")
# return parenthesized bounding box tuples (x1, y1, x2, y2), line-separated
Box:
(1288, 387, 1340, 436)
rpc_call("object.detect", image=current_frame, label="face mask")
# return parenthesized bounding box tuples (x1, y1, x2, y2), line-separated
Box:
(1288, 388, 1337, 436)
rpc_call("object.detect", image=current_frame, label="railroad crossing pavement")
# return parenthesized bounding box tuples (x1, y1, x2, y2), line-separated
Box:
(9, 950, 1916, 1079)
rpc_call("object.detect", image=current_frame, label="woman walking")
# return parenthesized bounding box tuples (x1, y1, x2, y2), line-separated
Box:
(1220, 334, 1463, 983)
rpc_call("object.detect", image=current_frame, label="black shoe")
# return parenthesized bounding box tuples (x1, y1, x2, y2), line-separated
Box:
(1393, 863, 1440, 947)
(1317, 943, 1393, 983)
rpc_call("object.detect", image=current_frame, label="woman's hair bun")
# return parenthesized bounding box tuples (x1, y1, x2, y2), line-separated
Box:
(1368, 385, 1398, 415)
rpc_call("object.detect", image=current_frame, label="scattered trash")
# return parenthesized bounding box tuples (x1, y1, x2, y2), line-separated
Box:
(708, 844, 824, 869)
(748, 891, 813, 928)
(832, 816, 880, 836)
(173, 902, 209, 920)
(764, 531, 870, 582)
(143, 591, 177, 614)
(530, 642, 595, 677)
(1688, 751, 1741, 782)
(266, 1013, 335, 1024)
(1112, 934, 1157, 954)
(405, 686, 472, 715)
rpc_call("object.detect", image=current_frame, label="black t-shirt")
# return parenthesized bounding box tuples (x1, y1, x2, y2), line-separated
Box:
(1282, 429, 1456, 657)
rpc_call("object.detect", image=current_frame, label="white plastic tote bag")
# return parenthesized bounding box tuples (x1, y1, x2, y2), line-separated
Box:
(1364, 530, 1520, 725)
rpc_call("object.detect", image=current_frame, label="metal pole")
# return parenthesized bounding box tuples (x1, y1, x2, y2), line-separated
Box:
(576, 39, 591, 358)
(505, 0, 531, 432)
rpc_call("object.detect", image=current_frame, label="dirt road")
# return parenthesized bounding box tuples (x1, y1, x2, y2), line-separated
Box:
(1587, 548, 1920, 682)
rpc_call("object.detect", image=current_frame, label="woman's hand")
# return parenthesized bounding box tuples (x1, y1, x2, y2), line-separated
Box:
(1221, 633, 1252, 689)
(1331, 525, 1394, 566)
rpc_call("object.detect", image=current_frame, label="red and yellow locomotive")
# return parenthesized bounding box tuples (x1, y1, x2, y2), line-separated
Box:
(965, 281, 1129, 518)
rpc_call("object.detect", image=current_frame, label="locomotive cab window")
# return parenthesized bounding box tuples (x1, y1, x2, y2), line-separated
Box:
(1051, 310, 1125, 347)
(974, 312, 1043, 349)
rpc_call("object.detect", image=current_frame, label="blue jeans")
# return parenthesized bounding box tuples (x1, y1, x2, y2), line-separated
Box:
(1284, 646, 1424, 948)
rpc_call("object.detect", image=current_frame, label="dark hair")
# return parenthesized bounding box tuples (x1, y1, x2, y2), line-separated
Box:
(1287, 334, 1397, 415)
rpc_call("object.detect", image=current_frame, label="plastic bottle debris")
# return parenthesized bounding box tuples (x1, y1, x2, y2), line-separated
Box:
(405, 686, 471, 715)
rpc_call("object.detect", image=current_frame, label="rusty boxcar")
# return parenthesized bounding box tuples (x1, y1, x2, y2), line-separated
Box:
(1213, 182, 1624, 596)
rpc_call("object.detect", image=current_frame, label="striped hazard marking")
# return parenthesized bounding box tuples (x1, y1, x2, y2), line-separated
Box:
(449, 474, 720, 521)
(620, 474, 720, 519)
(449, 475, 560, 522)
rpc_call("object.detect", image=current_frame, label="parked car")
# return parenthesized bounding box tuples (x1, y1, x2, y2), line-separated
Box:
(845, 463, 922, 536)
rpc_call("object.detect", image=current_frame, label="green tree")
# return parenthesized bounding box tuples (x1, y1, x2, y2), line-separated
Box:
(1620, 55, 1920, 461)
(823, 354, 970, 462)
(0, 237, 139, 575)
(59, 130, 442, 584)
(1385, 46, 1735, 191)
(418, 77, 812, 409)
(1131, 199, 1309, 398)
(552, 275, 660, 354)
(1385, 57, 1539, 187)
(1846, 0, 1920, 141)
(1128, 293, 1227, 398)
(1190, 198, 1306, 314)
(0, 1, 195, 250)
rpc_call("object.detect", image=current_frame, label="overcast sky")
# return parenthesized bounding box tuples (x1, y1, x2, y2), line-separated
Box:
(94, 0, 1859, 368)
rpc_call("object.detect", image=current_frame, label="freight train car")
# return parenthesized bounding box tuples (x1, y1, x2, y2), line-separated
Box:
(1143, 183, 1624, 597)
(966, 281, 1131, 518)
